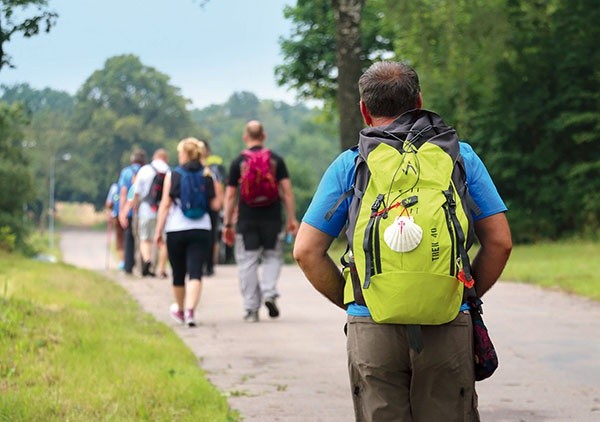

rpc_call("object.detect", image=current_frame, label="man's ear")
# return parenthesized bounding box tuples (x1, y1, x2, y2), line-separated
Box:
(360, 100, 373, 126)
(416, 92, 423, 109)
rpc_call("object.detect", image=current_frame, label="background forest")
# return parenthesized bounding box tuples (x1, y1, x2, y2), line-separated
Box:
(0, 0, 598, 251)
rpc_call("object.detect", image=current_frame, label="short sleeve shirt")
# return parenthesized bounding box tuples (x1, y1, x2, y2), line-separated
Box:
(134, 159, 170, 219)
(227, 146, 289, 223)
(117, 163, 141, 218)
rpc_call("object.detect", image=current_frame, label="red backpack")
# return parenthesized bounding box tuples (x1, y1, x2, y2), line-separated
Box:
(239, 148, 279, 207)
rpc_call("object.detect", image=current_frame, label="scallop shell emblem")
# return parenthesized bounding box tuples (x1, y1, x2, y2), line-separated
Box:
(383, 215, 423, 252)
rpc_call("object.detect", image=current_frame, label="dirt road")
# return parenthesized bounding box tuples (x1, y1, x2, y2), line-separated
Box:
(61, 229, 600, 421)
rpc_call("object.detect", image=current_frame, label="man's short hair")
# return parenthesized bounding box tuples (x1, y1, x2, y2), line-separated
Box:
(131, 149, 147, 165)
(245, 120, 265, 140)
(359, 61, 421, 118)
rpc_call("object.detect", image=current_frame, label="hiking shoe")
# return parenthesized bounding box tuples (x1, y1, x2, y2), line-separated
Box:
(265, 298, 280, 318)
(243, 310, 259, 323)
(142, 261, 156, 277)
(169, 303, 184, 325)
(184, 309, 196, 327)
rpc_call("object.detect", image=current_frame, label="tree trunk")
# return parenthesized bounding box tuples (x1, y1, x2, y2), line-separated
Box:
(332, 0, 366, 150)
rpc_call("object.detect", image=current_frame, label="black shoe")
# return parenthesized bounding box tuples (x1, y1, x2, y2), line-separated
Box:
(265, 298, 279, 318)
(142, 261, 156, 277)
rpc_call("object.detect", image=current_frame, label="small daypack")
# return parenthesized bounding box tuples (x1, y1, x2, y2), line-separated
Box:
(144, 165, 166, 212)
(336, 109, 479, 325)
(174, 166, 207, 219)
(239, 148, 279, 207)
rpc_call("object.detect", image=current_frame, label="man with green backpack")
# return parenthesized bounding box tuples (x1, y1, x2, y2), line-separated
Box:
(294, 61, 512, 421)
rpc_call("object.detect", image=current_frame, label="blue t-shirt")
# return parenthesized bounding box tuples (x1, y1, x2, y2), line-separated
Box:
(105, 183, 119, 218)
(117, 164, 141, 218)
(302, 142, 507, 316)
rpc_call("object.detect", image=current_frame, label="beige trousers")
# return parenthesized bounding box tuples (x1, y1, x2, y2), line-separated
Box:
(347, 312, 480, 422)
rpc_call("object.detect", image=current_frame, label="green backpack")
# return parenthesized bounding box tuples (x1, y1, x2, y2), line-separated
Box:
(336, 109, 478, 325)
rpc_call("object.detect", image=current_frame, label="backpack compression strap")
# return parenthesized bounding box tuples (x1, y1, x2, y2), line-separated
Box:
(443, 186, 474, 284)
(362, 194, 384, 289)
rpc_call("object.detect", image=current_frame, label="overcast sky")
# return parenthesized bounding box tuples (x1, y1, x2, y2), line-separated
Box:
(0, 0, 298, 108)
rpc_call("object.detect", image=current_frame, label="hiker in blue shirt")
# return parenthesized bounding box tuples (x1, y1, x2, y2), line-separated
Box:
(118, 149, 146, 274)
(104, 181, 124, 268)
(294, 61, 512, 421)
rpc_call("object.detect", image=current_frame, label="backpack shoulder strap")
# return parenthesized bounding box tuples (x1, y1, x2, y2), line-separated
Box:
(324, 146, 361, 221)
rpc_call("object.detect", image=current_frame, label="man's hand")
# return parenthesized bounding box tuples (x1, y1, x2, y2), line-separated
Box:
(118, 212, 129, 229)
(286, 218, 299, 236)
(222, 226, 236, 247)
(154, 230, 163, 247)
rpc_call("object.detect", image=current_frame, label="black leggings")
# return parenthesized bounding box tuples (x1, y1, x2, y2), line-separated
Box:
(166, 229, 211, 286)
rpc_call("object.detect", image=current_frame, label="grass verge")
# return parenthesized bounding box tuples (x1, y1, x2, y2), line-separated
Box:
(0, 252, 239, 421)
(500, 240, 600, 301)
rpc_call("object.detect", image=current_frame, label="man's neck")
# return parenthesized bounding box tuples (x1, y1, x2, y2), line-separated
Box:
(245, 141, 263, 149)
(371, 116, 398, 127)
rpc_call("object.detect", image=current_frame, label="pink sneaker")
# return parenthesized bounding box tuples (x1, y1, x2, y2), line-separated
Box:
(169, 303, 184, 324)
(184, 309, 196, 327)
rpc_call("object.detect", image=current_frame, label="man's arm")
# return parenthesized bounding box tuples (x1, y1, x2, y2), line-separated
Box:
(210, 178, 224, 212)
(222, 185, 237, 246)
(118, 185, 128, 228)
(154, 172, 172, 246)
(471, 212, 512, 296)
(279, 178, 298, 235)
(293, 222, 346, 309)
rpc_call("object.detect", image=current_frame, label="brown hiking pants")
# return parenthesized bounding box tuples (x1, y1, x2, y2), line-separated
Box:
(347, 312, 480, 422)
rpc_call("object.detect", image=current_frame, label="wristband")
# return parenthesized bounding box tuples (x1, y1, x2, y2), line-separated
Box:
(224, 223, 233, 228)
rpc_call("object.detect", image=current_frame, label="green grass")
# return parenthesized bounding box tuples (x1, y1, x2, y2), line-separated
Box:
(500, 240, 600, 301)
(329, 238, 600, 302)
(0, 252, 239, 421)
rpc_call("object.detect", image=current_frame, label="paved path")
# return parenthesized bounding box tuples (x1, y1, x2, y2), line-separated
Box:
(60, 229, 600, 421)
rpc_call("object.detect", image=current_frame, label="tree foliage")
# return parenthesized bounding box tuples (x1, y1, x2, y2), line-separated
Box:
(72, 54, 201, 208)
(477, 0, 600, 241)
(0, 83, 73, 114)
(381, 0, 509, 133)
(0, 83, 73, 227)
(0, 0, 58, 71)
(0, 102, 34, 250)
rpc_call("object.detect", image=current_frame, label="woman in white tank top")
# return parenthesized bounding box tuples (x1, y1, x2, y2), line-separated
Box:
(154, 138, 223, 327)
